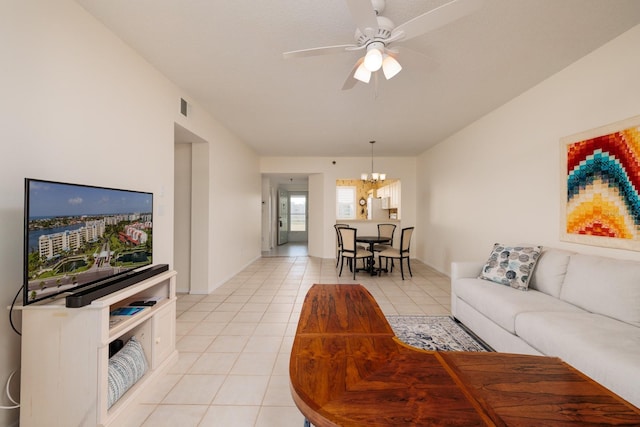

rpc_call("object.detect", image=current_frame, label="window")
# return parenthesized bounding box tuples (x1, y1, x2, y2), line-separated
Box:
(336, 186, 356, 219)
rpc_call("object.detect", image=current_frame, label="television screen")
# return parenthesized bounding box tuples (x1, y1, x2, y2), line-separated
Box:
(24, 178, 153, 305)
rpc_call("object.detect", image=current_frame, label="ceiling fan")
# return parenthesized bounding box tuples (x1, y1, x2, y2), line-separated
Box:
(283, 0, 483, 90)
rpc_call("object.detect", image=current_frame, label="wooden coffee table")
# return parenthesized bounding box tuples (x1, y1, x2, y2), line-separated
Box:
(289, 284, 640, 426)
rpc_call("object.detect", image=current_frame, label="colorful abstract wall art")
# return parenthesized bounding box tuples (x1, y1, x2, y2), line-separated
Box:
(560, 115, 640, 251)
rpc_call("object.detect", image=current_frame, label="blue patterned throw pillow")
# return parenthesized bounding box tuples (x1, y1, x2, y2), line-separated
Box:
(107, 336, 148, 408)
(479, 244, 542, 291)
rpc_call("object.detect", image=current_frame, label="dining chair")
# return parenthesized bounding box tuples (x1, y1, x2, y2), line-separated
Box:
(377, 227, 414, 280)
(334, 223, 349, 268)
(338, 227, 373, 279)
(373, 223, 397, 252)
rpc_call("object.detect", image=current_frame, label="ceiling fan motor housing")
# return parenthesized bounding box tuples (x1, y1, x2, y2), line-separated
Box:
(354, 15, 395, 47)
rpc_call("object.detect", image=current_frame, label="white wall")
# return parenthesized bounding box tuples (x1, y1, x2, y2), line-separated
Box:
(205, 125, 261, 289)
(417, 24, 640, 274)
(173, 99, 261, 292)
(308, 174, 325, 257)
(260, 156, 416, 258)
(0, 2, 260, 425)
(174, 141, 192, 293)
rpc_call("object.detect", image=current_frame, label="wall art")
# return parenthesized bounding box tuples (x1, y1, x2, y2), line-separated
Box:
(560, 115, 640, 250)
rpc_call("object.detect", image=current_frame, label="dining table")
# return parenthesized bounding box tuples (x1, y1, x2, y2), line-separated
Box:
(355, 235, 390, 275)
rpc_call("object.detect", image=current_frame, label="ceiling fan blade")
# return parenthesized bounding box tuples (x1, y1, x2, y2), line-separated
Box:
(391, 0, 483, 43)
(342, 57, 365, 90)
(283, 44, 358, 59)
(344, 0, 378, 36)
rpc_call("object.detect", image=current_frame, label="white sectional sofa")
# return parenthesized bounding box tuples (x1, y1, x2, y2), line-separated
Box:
(451, 248, 640, 408)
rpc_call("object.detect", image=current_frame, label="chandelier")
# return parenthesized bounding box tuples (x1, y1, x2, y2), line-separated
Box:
(361, 140, 386, 183)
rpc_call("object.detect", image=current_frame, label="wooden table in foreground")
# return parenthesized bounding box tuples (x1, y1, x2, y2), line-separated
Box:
(289, 284, 640, 426)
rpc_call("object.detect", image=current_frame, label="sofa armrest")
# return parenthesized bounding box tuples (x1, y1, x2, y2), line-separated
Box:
(451, 261, 484, 281)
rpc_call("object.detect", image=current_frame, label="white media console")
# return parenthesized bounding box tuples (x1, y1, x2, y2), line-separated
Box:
(19, 270, 178, 427)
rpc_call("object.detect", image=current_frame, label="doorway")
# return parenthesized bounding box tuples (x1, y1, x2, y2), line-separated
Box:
(262, 174, 309, 256)
(288, 192, 308, 242)
(174, 123, 209, 294)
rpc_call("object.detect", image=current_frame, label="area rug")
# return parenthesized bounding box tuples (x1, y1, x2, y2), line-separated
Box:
(386, 315, 490, 352)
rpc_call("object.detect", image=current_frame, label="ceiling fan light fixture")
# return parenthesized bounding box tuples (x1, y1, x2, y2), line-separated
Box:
(363, 43, 384, 72)
(354, 63, 371, 83)
(382, 54, 402, 80)
(283, 0, 485, 91)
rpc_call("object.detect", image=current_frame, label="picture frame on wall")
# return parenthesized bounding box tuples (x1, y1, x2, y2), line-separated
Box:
(560, 114, 640, 251)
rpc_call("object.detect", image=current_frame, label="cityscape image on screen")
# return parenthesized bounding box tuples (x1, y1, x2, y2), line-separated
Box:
(24, 179, 153, 305)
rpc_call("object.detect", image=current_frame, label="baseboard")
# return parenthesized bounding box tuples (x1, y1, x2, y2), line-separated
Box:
(415, 256, 450, 277)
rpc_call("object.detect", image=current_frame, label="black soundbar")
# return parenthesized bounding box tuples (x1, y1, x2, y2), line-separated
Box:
(65, 264, 169, 308)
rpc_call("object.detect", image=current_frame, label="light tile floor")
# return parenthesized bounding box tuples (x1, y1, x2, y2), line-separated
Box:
(114, 256, 451, 426)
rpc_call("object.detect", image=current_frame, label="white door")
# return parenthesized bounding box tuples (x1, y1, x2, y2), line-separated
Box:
(278, 189, 289, 245)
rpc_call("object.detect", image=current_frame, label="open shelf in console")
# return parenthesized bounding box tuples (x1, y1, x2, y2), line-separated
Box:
(19, 269, 178, 427)
(108, 303, 156, 337)
(98, 271, 173, 342)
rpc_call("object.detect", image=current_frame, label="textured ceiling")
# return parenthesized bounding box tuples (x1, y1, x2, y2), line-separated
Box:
(77, 0, 640, 157)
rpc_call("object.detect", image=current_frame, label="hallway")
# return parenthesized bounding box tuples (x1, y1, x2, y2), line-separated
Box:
(261, 242, 308, 257)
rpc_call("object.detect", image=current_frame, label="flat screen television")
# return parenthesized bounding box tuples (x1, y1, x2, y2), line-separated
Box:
(23, 178, 153, 305)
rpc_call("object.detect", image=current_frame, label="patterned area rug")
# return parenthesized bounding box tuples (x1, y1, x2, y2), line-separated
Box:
(387, 316, 489, 352)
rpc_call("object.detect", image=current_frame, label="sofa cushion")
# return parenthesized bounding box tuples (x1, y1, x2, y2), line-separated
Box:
(479, 244, 542, 291)
(560, 254, 640, 327)
(528, 249, 574, 298)
(515, 311, 640, 407)
(453, 278, 581, 334)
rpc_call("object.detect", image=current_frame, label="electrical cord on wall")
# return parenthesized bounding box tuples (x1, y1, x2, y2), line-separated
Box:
(0, 370, 19, 410)
(9, 286, 22, 336)
(4, 286, 23, 409)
